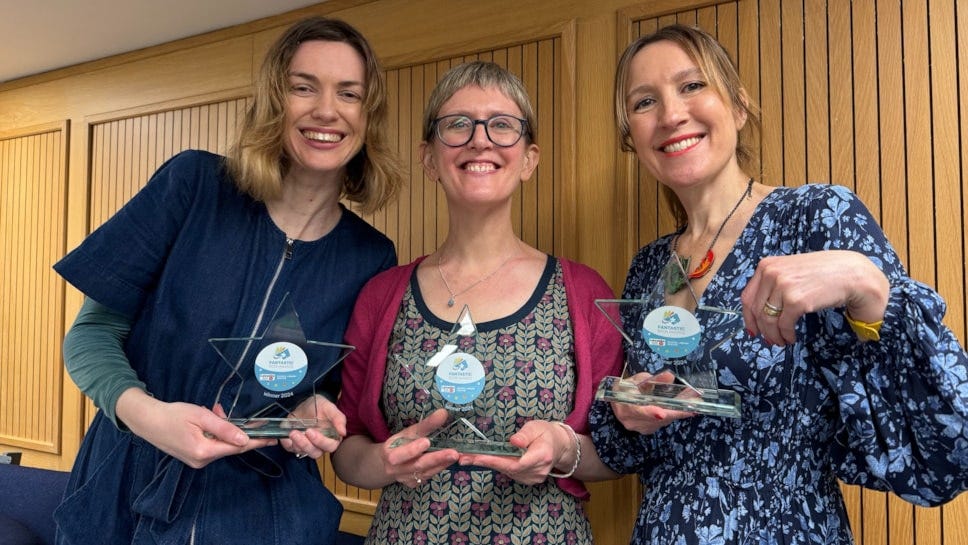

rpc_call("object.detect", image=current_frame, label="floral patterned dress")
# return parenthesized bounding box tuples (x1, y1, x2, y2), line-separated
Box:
(369, 258, 593, 545)
(589, 184, 968, 545)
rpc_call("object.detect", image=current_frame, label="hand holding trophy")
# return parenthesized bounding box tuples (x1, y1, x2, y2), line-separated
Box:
(390, 305, 524, 456)
(209, 293, 354, 437)
(595, 254, 743, 418)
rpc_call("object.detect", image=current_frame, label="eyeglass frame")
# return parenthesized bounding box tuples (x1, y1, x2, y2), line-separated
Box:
(430, 114, 530, 148)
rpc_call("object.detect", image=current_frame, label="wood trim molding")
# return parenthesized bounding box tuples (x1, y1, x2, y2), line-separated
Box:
(0, 119, 69, 140)
(85, 87, 253, 125)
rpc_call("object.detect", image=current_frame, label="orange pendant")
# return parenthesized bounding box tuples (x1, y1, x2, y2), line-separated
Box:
(688, 250, 714, 279)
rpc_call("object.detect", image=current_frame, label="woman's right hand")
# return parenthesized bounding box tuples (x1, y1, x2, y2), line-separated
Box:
(610, 372, 695, 435)
(382, 408, 459, 488)
(115, 387, 276, 468)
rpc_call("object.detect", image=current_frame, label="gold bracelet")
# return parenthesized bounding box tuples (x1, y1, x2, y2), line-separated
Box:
(844, 310, 883, 342)
(548, 422, 581, 479)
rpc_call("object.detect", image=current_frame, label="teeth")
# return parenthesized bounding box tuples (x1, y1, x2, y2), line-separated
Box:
(303, 130, 342, 143)
(464, 162, 496, 172)
(663, 136, 701, 153)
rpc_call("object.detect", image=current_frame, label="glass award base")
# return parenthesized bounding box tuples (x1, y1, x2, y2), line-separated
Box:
(225, 417, 340, 439)
(427, 437, 524, 457)
(389, 436, 524, 457)
(595, 376, 741, 419)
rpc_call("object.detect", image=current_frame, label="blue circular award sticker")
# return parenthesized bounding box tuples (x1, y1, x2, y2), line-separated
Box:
(254, 341, 308, 393)
(642, 305, 701, 358)
(434, 353, 485, 406)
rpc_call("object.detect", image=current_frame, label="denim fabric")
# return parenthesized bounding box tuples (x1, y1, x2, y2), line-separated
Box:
(53, 150, 395, 544)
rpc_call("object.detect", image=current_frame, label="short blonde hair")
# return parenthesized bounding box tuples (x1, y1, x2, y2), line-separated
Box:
(225, 16, 403, 213)
(422, 61, 536, 146)
(615, 25, 761, 227)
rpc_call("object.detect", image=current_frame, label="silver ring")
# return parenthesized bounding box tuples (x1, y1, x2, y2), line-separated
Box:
(413, 472, 422, 485)
(763, 301, 783, 317)
(296, 453, 307, 459)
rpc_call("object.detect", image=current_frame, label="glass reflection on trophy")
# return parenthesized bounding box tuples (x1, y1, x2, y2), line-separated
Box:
(391, 305, 524, 456)
(594, 253, 743, 418)
(209, 294, 353, 437)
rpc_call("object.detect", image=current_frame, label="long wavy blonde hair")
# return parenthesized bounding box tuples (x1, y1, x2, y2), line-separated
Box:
(225, 16, 403, 214)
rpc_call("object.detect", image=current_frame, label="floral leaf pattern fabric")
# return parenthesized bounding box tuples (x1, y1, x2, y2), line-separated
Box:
(589, 184, 968, 545)
(370, 260, 593, 544)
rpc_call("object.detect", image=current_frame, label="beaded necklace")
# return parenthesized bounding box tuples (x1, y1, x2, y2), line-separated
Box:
(665, 177, 754, 294)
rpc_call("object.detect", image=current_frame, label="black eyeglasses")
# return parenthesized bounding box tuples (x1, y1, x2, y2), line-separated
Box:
(432, 114, 528, 147)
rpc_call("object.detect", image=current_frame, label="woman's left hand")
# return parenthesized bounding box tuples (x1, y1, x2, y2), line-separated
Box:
(280, 395, 346, 459)
(741, 250, 889, 346)
(457, 420, 574, 485)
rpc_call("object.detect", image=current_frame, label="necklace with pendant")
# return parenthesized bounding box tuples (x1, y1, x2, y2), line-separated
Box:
(437, 242, 519, 307)
(665, 177, 754, 294)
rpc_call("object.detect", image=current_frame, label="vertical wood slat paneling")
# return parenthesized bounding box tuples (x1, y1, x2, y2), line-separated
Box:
(759, 0, 783, 187)
(0, 123, 67, 453)
(804, 1, 829, 185)
(922, 1, 963, 543)
(900, 8, 939, 545)
(781, 0, 807, 188)
(950, 0, 968, 540)
(88, 99, 250, 232)
(625, 2, 968, 544)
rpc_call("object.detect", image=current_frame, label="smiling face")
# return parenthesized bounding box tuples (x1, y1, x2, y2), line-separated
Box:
(624, 40, 746, 190)
(421, 85, 539, 208)
(282, 40, 367, 182)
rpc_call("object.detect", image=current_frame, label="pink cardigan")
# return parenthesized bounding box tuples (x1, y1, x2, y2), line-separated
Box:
(338, 255, 623, 500)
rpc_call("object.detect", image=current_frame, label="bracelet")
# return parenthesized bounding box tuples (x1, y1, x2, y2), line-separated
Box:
(844, 310, 883, 342)
(548, 421, 581, 479)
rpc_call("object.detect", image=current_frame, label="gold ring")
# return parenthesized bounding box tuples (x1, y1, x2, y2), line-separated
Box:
(413, 472, 422, 485)
(763, 301, 783, 317)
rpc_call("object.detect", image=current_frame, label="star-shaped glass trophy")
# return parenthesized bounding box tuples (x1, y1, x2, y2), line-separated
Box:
(390, 305, 524, 456)
(209, 294, 354, 437)
(594, 253, 743, 418)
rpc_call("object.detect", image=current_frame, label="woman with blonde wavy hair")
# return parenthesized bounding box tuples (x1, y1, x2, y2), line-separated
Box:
(53, 16, 403, 545)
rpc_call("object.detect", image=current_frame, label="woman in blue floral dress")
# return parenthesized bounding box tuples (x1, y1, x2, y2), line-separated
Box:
(588, 24, 968, 545)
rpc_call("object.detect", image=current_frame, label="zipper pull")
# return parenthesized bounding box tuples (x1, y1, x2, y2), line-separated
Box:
(285, 238, 294, 260)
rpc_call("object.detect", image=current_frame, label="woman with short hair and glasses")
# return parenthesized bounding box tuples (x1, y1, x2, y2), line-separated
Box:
(308, 61, 622, 544)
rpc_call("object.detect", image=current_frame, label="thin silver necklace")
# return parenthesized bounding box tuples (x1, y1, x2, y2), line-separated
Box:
(436, 243, 519, 307)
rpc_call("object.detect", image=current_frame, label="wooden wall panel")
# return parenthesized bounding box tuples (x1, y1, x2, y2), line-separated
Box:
(0, 122, 68, 453)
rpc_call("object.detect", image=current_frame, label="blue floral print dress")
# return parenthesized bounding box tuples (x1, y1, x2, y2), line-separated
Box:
(589, 184, 968, 545)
